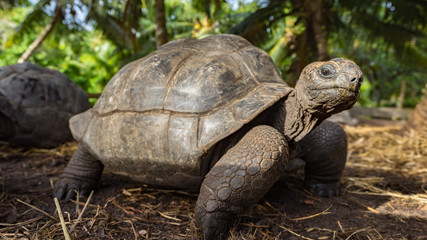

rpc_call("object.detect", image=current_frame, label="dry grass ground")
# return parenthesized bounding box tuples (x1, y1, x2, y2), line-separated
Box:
(1, 122, 426, 239)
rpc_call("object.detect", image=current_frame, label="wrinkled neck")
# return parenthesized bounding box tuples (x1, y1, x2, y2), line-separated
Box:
(273, 91, 326, 143)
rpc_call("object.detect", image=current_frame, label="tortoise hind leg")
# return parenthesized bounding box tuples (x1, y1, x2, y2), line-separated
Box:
(195, 125, 288, 240)
(296, 120, 347, 197)
(54, 143, 104, 200)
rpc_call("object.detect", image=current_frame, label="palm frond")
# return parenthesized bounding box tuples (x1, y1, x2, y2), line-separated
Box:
(228, 0, 289, 44)
(350, 12, 424, 50)
(83, 0, 141, 52)
(5, 0, 52, 47)
(402, 40, 427, 68)
(331, 0, 427, 69)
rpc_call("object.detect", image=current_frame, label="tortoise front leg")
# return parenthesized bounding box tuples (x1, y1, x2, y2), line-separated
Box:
(295, 120, 347, 197)
(54, 144, 104, 200)
(195, 125, 288, 240)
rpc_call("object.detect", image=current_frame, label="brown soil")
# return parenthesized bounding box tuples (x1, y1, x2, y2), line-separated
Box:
(1, 121, 426, 240)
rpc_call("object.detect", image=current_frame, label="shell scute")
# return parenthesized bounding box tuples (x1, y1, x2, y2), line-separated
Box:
(164, 52, 255, 113)
(182, 34, 251, 51)
(236, 47, 284, 84)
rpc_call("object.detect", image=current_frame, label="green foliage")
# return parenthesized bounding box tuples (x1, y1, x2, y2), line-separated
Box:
(0, 5, 122, 97)
(45, 31, 121, 95)
(1, 0, 427, 108)
(0, 7, 33, 63)
(328, 0, 427, 107)
(230, 0, 427, 106)
(0, 0, 29, 9)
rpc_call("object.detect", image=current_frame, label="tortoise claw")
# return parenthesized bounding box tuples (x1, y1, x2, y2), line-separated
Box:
(54, 177, 95, 200)
(305, 180, 341, 197)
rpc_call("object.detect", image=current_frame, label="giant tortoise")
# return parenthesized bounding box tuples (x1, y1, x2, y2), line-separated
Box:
(0, 63, 90, 148)
(55, 34, 363, 239)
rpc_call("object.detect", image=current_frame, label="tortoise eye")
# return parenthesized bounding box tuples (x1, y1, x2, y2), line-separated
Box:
(318, 64, 336, 78)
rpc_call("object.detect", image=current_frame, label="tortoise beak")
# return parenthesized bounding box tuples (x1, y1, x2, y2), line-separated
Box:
(335, 71, 363, 95)
(331, 58, 363, 93)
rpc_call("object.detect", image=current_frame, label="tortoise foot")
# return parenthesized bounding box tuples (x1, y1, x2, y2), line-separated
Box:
(305, 180, 341, 197)
(54, 177, 95, 200)
(196, 211, 231, 240)
(54, 144, 103, 200)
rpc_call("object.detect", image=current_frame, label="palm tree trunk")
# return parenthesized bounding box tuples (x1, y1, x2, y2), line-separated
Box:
(306, 0, 329, 60)
(154, 0, 168, 48)
(397, 80, 406, 109)
(18, 6, 62, 63)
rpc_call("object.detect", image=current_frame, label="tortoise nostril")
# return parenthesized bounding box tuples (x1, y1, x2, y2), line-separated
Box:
(350, 77, 357, 83)
(358, 77, 363, 84)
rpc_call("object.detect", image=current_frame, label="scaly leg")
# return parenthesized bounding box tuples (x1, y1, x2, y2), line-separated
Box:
(54, 144, 104, 200)
(295, 120, 347, 197)
(195, 125, 288, 240)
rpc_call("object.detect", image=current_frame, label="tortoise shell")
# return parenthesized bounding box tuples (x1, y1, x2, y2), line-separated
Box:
(0, 63, 90, 148)
(70, 34, 291, 189)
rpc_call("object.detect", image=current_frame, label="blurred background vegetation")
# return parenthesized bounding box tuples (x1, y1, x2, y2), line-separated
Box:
(1, 0, 426, 108)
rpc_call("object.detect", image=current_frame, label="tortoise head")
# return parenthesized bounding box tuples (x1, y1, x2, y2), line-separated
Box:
(295, 58, 363, 116)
